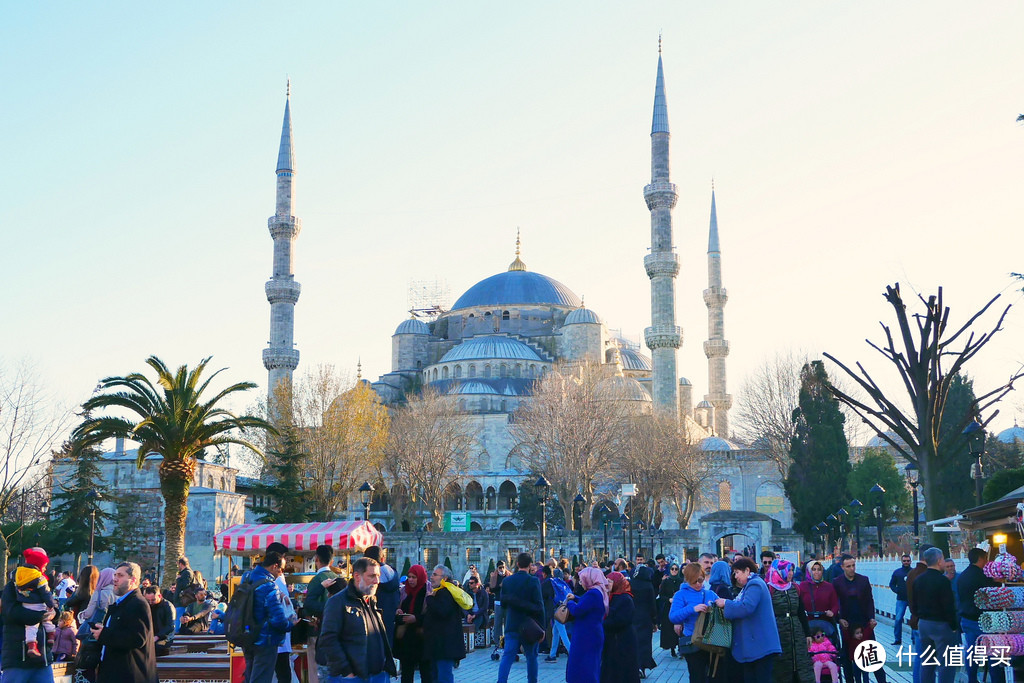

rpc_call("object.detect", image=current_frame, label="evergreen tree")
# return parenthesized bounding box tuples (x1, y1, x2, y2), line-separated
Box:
(514, 480, 566, 531)
(48, 434, 112, 569)
(401, 557, 411, 576)
(250, 427, 310, 523)
(932, 373, 978, 515)
(983, 467, 1024, 503)
(784, 361, 852, 539)
(848, 448, 910, 524)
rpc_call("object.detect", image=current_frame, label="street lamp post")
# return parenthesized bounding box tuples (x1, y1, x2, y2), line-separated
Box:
(836, 508, 849, 554)
(535, 476, 550, 560)
(964, 419, 987, 506)
(871, 483, 886, 555)
(649, 523, 657, 559)
(86, 490, 99, 565)
(634, 520, 644, 559)
(657, 529, 665, 556)
(826, 514, 838, 556)
(619, 513, 629, 559)
(415, 524, 425, 564)
(573, 494, 585, 562)
(849, 499, 863, 557)
(359, 481, 374, 522)
(555, 526, 564, 559)
(602, 513, 611, 562)
(904, 463, 921, 551)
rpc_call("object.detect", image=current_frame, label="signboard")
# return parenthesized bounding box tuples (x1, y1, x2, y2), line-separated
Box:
(444, 511, 471, 532)
(621, 483, 637, 497)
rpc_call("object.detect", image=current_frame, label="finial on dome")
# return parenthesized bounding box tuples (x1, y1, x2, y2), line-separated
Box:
(581, 294, 586, 308)
(357, 357, 362, 381)
(508, 228, 526, 271)
(658, 32, 662, 54)
(286, 77, 290, 98)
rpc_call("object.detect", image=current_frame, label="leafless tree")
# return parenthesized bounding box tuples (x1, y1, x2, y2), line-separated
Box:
(620, 413, 715, 529)
(824, 284, 1024, 544)
(0, 361, 73, 577)
(511, 363, 634, 529)
(382, 389, 474, 529)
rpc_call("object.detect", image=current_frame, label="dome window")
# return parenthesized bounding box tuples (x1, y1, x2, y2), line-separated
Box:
(484, 364, 492, 379)
(454, 365, 463, 378)
(502, 310, 510, 320)
(468, 364, 476, 378)
(484, 311, 492, 317)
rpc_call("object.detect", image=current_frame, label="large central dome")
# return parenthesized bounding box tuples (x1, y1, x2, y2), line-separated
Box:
(451, 270, 581, 311)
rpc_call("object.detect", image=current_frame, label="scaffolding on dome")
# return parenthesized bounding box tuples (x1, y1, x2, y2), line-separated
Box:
(407, 278, 450, 320)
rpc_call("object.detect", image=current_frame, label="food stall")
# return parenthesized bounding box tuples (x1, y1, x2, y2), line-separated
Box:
(213, 521, 384, 683)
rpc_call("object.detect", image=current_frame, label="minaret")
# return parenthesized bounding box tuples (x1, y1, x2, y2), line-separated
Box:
(703, 186, 732, 436)
(643, 40, 681, 418)
(262, 80, 302, 407)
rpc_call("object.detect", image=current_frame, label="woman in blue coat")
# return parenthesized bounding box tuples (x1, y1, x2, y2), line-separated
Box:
(669, 563, 716, 683)
(564, 567, 609, 683)
(715, 556, 782, 683)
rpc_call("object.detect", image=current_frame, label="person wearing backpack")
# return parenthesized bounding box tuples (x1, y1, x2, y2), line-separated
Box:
(236, 551, 296, 683)
(172, 558, 195, 631)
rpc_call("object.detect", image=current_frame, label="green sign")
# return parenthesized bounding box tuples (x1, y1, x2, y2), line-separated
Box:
(444, 511, 471, 531)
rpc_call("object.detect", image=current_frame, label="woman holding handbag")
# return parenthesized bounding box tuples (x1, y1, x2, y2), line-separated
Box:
(393, 565, 432, 683)
(565, 566, 609, 683)
(669, 563, 715, 683)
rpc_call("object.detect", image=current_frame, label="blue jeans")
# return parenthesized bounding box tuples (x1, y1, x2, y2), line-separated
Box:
(961, 618, 1006, 683)
(893, 600, 908, 642)
(550, 620, 570, 656)
(742, 654, 775, 683)
(434, 659, 455, 683)
(912, 629, 921, 683)
(326, 674, 389, 683)
(175, 605, 186, 631)
(497, 630, 539, 683)
(1, 670, 54, 683)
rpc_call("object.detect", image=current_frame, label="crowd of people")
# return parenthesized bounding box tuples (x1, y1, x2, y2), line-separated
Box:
(0, 542, 1012, 683)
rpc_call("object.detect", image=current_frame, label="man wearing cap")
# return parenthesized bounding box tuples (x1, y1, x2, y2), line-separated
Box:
(2, 548, 57, 682)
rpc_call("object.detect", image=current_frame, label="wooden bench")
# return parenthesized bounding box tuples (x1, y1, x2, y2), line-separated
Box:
(155, 660, 230, 681)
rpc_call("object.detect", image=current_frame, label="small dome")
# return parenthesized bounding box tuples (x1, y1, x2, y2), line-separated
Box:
(998, 425, 1024, 444)
(619, 348, 652, 371)
(394, 318, 430, 335)
(565, 307, 602, 325)
(701, 436, 741, 451)
(447, 381, 502, 396)
(679, 377, 691, 386)
(598, 375, 651, 402)
(439, 335, 544, 363)
(696, 400, 713, 409)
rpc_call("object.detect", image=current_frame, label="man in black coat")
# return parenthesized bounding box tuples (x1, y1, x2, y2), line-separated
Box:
(496, 552, 544, 683)
(424, 565, 467, 683)
(364, 545, 400, 649)
(144, 585, 175, 657)
(90, 561, 158, 683)
(1, 563, 55, 680)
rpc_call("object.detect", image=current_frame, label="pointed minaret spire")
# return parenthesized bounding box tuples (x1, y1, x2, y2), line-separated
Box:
(703, 186, 732, 437)
(357, 358, 362, 381)
(263, 82, 302, 412)
(508, 227, 526, 271)
(644, 42, 681, 419)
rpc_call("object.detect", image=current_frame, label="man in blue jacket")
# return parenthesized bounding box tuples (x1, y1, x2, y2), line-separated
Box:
(890, 554, 912, 645)
(497, 552, 545, 683)
(243, 551, 295, 683)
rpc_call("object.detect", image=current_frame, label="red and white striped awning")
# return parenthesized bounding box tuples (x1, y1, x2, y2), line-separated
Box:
(214, 521, 383, 554)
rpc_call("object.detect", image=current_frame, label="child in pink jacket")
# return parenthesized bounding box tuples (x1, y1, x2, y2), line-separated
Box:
(808, 627, 840, 683)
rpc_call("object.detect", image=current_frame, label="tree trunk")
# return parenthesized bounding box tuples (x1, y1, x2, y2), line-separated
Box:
(0, 532, 8, 585)
(919, 451, 950, 554)
(161, 476, 189, 589)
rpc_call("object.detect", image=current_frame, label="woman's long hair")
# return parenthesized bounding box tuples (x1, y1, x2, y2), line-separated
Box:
(73, 565, 99, 601)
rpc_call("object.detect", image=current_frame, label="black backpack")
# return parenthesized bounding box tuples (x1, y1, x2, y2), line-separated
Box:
(224, 577, 272, 648)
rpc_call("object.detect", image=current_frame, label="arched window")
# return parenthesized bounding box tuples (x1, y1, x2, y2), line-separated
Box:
(442, 366, 449, 379)
(468, 313, 475, 318)
(484, 311, 492, 318)
(454, 365, 463, 378)
(484, 364, 492, 378)
(502, 310, 510, 320)
(432, 368, 438, 381)
(500, 364, 508, 378)
(468, 364, 476, 378)
(529, 364, 536, 378)
(513, 364, 522, 378)
(718, 481, 732, 511)
(416, 360, 422, 369)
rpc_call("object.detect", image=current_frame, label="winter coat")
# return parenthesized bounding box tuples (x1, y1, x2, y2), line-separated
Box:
(631, 567, 658, 669)
(79, 584, 116, 625)
(798, 580, 840, 621)
(566, 588, 605, 683)
(392, 587, 427, 663)
(669, 584, 715, 638)
(53, 624, 78, 658)
(601, 593, 640, 683)
(657, 573, 682, 650)
(375, 564, 401, 647)
(174, 567, 195, 607)
(1, 580, 52, 670)
(499, 570, 544, 634)
(95, 589, 159, 683)
(244, 565, 293, 648)
(317, 582, 398, 679)
(771, 586, 814, 683)
(809, 638, 839, 664)
(722, 574, 782, 664)
(423, 585, 466, 662)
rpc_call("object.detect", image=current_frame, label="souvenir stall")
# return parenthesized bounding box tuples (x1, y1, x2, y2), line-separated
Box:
(213, 520, 384, 683)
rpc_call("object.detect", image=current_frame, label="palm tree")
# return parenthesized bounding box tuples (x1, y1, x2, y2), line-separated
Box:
(75, 356, 275, 585)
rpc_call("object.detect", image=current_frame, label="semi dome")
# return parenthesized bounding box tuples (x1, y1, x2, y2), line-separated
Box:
(394, 318, 430, 335)
(998, 425, 1024, 444)
(447, 381, 501, 396)
(451, 270, 581, 311)
(620, 348, 652, 372)
(439, 335, 544, 363)
(701, 436, 742, 451)
(565, 307, 602, 325)
(598, 375, 651, 402)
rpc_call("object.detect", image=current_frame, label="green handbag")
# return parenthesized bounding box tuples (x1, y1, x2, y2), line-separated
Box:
(693, 603, 732, 654)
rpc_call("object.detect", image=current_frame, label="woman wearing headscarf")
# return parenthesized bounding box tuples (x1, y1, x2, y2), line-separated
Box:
(631, 565, 658, 677)
(657, 563, 682, 656)
(565, 567, 609, 683)
(601, 572, 640, 683)
(78, 567, 115, 625)
(714, 557, 782, 683)
(766, 559, 814, 683)
(797, 561, 839, 639)
(706, 561, 742, 683)
(393, 565, 432, 683)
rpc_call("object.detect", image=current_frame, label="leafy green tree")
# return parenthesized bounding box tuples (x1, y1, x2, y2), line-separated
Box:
(250, 427, 310, 523)
(849, 448, 910, 524)
(983, 468, 1024, 503)
(48, 434, 112, 569)
(76, 356, 274, 586)
(931, 374, 979, 514)
(784, 361, 852, 539)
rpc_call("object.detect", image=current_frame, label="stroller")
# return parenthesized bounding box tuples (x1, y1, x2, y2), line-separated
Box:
(807, 611, 843, 683)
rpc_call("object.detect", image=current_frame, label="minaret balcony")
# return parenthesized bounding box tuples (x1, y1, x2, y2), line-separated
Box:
(644, 252, 680, 278)
(268, 215, 302, 240)
(703, 339, 730, 358)
(643, 182, 678, 209)
(262, 348, 300, 370)
(702, 287, 729, 306)
(265, 278, 302, 304)
(644, 325, 682, 350)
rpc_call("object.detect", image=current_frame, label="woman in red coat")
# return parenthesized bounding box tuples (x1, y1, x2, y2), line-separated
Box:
(798, 561, 840, 637)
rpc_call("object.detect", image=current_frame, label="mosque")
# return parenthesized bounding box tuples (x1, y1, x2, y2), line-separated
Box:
(261, 50, 795, 550)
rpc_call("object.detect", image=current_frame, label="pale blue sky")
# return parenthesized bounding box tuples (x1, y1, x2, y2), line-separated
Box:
(3, 2, 1023, 438)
